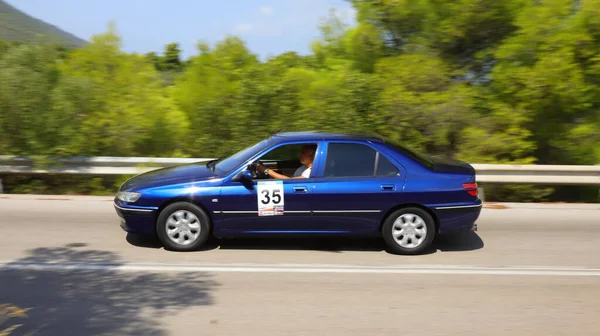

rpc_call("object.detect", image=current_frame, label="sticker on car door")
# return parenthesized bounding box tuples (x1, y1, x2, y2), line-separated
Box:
(257, 180, 284, 216)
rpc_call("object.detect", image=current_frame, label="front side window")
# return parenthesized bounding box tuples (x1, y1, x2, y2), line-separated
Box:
(323, 142, 399, 178)
(254, 142, 319, 179)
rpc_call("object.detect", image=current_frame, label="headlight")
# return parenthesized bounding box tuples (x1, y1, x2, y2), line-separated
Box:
(117, 191, 141, 202)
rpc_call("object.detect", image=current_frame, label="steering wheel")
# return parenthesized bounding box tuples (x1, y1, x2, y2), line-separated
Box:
(248, 160, 264, 178)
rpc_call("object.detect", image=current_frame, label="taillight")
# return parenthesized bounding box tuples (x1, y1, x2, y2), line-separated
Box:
(463, 182, 478, 197)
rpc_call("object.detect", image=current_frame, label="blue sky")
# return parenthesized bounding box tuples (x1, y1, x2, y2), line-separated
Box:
(6, 0, 356, 59)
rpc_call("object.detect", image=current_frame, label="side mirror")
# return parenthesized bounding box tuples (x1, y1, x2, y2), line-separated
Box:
(232, 169, 253, 182)
(241, 170, 253, 180)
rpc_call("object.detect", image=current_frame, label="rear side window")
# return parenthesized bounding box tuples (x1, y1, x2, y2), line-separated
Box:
(323, 143, 399, 178)
(376, 153, 400, 176)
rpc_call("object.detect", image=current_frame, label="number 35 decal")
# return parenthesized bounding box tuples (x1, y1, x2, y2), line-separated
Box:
(257, 181, 284, 216)
(260, 189, 282, 204)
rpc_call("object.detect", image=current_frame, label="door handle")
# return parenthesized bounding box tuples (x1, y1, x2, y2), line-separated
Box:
(293, 186, 308, 193)
(380, 184, 395, 191)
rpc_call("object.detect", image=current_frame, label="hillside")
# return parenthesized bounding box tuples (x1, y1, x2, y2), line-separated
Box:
(0, 0, 86, 47)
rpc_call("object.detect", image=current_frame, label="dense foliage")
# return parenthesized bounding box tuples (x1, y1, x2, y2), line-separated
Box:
(0, 1, 598, 201)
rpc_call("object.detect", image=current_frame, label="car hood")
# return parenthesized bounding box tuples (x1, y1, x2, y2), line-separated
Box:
(120, 162, 218, 190)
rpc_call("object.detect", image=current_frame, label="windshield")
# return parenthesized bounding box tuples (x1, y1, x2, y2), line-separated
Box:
(211, 139, 271, 176)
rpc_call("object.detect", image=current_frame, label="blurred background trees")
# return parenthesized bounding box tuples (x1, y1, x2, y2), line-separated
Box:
(0, 0, 598, 201)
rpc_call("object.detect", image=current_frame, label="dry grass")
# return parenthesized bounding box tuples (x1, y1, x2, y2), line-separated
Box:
(483, 203, 509, 210)
(0, 304, 31, 336)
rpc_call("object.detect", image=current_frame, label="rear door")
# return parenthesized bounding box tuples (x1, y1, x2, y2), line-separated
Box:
(309, 141, 405, 234)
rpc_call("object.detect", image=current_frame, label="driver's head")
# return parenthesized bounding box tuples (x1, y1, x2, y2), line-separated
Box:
(299, 144, 317, 165)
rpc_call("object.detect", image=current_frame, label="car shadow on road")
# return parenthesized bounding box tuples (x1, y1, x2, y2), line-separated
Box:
(126, 232, 163, 249)
(126, 230, 484, 255)
(0, 243, 219, 336)
(433, 230, 485, 252)
(217, 236, 388, 253)
(126, 233, 221, 252)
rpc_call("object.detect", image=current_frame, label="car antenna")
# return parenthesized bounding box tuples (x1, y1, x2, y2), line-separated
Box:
(271, 126, 284, 136)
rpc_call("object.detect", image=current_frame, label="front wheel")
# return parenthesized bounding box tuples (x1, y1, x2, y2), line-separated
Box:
(156, 202, 211, 251)
(382, 207, 435, 255)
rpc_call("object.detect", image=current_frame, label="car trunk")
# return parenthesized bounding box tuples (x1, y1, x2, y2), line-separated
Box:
(428, 156, 476, 175)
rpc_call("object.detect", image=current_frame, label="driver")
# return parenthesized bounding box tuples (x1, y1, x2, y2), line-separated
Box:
(256, 144, 317, 179)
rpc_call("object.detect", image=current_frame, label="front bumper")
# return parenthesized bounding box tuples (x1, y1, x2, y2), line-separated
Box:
(114, 201, 158, 235)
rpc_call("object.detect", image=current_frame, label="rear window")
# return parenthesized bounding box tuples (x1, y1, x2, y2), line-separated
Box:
(387, 143, 435, 170)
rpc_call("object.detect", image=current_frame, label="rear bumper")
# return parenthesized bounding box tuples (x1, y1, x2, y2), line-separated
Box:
(113, 202, 157, 235)
(433, 201, 482, 234)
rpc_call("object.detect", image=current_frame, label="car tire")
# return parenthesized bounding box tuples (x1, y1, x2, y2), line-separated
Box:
(156, 202, 211, 252)
(382, 207, 435, 255)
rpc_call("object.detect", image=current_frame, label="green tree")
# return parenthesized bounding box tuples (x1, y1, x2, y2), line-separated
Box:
(373, 53, 477, 154)
(144, 51, 161, 71)
(172, 37, 259, 156)
(57, 25, 189, 156)
(0, 42, 61, 155)
(162, 42, 182, 72)
(487, 0, 600, 165)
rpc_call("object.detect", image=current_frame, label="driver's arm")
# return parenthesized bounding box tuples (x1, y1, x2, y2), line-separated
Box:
(256, 164, 304, 179)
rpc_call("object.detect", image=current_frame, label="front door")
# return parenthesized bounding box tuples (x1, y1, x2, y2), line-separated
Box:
(213, 141, 321, 235)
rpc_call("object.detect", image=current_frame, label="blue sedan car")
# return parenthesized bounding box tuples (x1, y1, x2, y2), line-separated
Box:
(114, 131, 482, 255)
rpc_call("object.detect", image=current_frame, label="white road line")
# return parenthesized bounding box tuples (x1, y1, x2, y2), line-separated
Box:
(1, 262, 600, 276)
(2, 260, 600, 271)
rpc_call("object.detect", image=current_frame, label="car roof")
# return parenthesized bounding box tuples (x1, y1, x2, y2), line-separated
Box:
(270, 130, 386, 143)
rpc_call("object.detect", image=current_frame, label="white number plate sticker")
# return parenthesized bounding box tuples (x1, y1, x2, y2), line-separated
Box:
(257, 181, 284, 216)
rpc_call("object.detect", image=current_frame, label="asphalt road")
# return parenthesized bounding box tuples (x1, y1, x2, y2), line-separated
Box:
(0, 195, 599, 336)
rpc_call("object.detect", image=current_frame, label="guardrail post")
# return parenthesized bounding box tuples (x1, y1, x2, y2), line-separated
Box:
(478, 187, 485, 202)
(0, 178, 3, 194)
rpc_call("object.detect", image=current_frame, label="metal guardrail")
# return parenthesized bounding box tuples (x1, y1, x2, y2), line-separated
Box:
(0, 156, 209, 176)
(0, 156, 599, 185)
(471, 164, 600, 185)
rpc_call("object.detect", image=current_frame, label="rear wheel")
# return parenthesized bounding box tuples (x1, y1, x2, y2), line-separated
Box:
(382, 207, 435, 255)
(156, 202, 211, 251)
